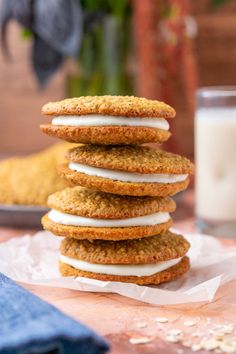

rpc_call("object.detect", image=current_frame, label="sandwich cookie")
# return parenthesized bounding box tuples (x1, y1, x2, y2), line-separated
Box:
(40, 96, 175, 145)
(59, 231, 190, 285)
(42, 187, 176, 240)
(60, 145, 194, 197)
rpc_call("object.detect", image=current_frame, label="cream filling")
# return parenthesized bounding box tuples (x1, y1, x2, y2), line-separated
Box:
(51, 114, 170, 130)
(48, 209, 170, 227)
(60, 255, 182, 277)
(69, 162, 188, 184)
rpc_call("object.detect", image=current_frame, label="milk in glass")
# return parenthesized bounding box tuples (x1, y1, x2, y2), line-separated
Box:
(195, 88, 236, 236)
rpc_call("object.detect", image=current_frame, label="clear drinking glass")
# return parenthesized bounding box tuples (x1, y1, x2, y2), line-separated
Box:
(195, 87, 236, 237)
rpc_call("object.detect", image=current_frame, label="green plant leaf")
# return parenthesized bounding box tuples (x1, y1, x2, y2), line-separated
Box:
(107, 0, 129, 17)
(161, 5, 171, 19)
(210, 0, 231, 8)
(21, 28, 33, 39)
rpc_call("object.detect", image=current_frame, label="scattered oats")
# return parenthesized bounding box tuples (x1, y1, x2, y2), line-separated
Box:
(219, 339, 236, 353)
(191, 343, 202, 352)
(155, 317, 168, 323)
(165, 335, 181, 343)
(166, 329, 183, 344)
(218, 332, 227, 337)
(129, 336, 152, 345)
(137, 322, 147, 328)
(215, 334, 225, 341)
(201, 338, 219, 351)
(217, 324, 234, 335)
(168, 329, 182, 336)
(184, 320, 197, 327)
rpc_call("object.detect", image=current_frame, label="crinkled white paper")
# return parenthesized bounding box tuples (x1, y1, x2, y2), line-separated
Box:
(0, 230, 236, 305)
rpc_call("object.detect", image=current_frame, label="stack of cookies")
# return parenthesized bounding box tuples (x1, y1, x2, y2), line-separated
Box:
(41, 96, 193, 285)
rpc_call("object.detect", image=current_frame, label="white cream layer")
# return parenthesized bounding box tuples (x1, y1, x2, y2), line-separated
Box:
(48, 209, 170, 227)
(69, 162, 188, 184)
(52, 114, 169, 130)
(60, 255, 182, 277)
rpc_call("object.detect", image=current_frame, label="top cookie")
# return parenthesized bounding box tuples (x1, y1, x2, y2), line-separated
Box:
(42, 96, 176, 118)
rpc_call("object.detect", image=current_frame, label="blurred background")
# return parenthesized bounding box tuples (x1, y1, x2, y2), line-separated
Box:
(0, 0, 236, 158)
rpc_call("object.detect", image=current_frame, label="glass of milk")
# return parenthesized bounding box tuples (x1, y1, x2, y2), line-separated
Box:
(195, 87, 236, 237)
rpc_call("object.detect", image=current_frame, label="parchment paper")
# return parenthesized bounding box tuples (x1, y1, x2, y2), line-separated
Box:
(1, 230, 236, 305)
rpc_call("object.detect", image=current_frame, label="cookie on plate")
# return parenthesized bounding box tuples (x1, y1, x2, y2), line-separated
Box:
(42, 187, 176, 240)
(40, 96, 175, 145)
(60, 145, 194, 197)
(0, 143, 72, 207)
(59, 230, 190, 285)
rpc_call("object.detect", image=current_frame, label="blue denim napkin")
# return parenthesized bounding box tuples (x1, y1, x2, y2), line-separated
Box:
(0, 273, 109, 354)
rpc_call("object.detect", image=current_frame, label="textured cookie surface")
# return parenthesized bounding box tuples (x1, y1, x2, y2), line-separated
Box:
(60, 231, 190, 264)
(59, 256, 190, 285)
(42, 96, 176, 118)
(47, 186, 176, 218)
(42, 214, 173, 241)
(40, 125, 171, 145)
(0, 143, 72, 206)
(59, 164, 190, 197)
(67, 145, 194, 174)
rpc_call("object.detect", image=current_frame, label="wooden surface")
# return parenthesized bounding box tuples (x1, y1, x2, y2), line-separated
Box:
(1, 193, 236, 354)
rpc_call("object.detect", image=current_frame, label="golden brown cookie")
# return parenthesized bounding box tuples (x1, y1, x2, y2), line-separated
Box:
(42, 96, 176, 118)
(59, 165, 190, 197)
(59, 256, 190, 285)
(60, 231, 190, 263)
(67, 145, 193, 174)
(40, 125, 171, 145)
(59, 231, 190, 285)
(40, 96, 175, 145)
(42, 214, 173, 241)
(60, 145, 194, 197)
(42, 187, 175, 240)
(0, 143, 73, 207)
(47, 187, 176, 218)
